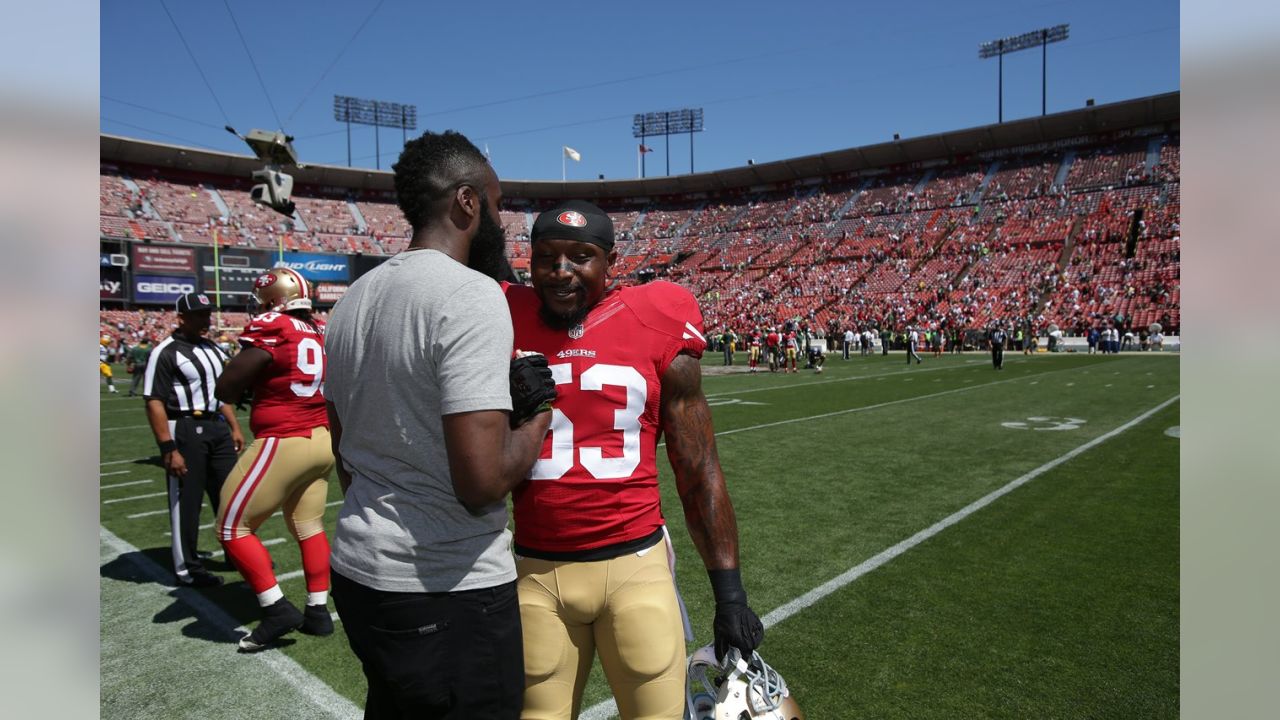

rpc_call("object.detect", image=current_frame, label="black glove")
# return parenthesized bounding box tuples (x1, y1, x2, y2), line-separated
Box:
(509, 354, 557, 427)
(709, 568, 764, 662)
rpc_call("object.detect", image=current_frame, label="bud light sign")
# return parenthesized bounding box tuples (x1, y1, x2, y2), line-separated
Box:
(274, 252, 350, 281)
(134, 274, 197, 304)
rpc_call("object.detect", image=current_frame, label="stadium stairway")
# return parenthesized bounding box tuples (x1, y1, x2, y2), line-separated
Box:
(912, 170, 935, 196)
(910, 211, 959, 274)
(1054, 151, 1076, 188)
(206, 185, 232, 219)
(968, 160, 1000, 205)
(119, 176, 159, 218)
(347, 200, 369, 234)
(781, 186, 819, 225)
(1030, 216, 1085, 319)
(826, 178, 871, 233)
(1144, 137, 1163, 175)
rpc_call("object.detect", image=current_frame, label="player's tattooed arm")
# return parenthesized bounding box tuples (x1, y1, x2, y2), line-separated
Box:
(661, 352, 740, 571)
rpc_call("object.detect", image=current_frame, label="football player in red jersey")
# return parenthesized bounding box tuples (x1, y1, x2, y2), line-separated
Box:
(764, 327, 781, 373)
(505, 200, 764, 719)
(213, 267, 336, 652)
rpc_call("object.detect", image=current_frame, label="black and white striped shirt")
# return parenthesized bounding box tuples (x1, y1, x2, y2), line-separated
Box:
(142, 333, 230, 416)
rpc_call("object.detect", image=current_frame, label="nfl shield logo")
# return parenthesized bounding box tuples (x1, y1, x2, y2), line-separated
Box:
(569, 323, 584, 339)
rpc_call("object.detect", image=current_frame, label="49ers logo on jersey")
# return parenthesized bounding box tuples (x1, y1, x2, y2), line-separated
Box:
(556, 211, 587, 228)
(254, 274, 278, 289)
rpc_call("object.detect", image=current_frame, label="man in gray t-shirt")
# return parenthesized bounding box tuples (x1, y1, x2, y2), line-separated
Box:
(323, 130, 552, 719)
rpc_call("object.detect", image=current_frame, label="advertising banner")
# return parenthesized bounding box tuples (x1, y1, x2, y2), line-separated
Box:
(100, 267, 124, 300)
(133, 245, 196, 274)
(199, 248, 271, 300)
(133, 274, 197, 304)
(274, 252, 350, 281)
(315, 283, 349, 304)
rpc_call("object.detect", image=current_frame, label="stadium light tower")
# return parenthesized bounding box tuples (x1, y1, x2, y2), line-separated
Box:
(633, 108, 704, 177)
(978, 24, 1069, 122)
(333, 95, 418, 169)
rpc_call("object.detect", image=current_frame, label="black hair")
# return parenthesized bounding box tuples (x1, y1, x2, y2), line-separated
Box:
(393, 130, 491, 233)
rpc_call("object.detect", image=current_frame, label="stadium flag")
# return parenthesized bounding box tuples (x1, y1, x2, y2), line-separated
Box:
(639, 144, 653, 153)
(562, 146, 581, 181)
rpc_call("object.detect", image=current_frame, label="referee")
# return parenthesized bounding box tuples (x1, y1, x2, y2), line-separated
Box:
(143, 292, 244, 587)
(989, 323, 1008, 370)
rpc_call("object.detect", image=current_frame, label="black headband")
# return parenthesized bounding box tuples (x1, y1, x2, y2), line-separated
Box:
(530, 199, 615, 251)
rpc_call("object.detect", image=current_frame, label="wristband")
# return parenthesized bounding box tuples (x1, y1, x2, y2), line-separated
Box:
(708, 568, 748, 605)
(158, 440, 177, 454)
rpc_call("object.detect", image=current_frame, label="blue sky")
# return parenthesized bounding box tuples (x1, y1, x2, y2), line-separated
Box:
(100, 0, 1178, 181)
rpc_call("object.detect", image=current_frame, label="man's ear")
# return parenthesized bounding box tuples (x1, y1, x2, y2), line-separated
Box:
(450, 184, 480, 229)
(606, 249, 618, 268)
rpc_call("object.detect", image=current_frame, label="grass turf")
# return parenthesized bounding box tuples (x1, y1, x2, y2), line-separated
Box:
(99, 349, 1179, 718)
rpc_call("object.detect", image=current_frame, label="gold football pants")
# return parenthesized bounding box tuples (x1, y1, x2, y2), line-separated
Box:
(517, 543, 686, 720)
(215, 428, 333, 543)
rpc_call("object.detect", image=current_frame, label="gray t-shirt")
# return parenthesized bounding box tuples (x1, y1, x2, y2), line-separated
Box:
(325, 249, 515, 593)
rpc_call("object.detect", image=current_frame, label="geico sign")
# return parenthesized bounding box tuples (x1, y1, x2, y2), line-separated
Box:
(137, 281, 196, 294)
(281, 260, 346, 273)
(100, 280, 122, 294)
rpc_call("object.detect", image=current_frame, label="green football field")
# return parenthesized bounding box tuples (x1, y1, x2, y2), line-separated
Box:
(99, 349, 1179, 719)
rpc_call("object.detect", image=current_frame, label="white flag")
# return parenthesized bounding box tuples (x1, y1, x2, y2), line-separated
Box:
(563, 146, 581, 162)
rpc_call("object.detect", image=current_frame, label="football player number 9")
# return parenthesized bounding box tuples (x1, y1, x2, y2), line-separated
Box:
(289, 337, 325, 397)
(531, 363, 645, 480)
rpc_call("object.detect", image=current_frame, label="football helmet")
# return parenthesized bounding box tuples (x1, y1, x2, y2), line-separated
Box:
(252, 267, 312, 312)
(686, 645, 803, 720)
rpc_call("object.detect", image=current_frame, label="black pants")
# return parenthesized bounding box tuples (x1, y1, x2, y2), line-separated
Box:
(167, 416, 235, 580)
(333, 572, 524, 719)
(992, 345, 1004, 369)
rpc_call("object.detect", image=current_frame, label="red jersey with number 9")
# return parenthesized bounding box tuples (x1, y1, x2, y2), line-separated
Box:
(504, 281, 706, 554)
(238, 311, 329, 438)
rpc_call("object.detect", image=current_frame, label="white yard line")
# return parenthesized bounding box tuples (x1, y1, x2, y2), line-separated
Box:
(207, 536, 287, 559)
(101, 470, 130, 477)
(101, 457, 150, 466)
(676, 363, 1092, 447)
(581, 395, 1180, 720)
(101, 479, 152, 490)
(99, 526, 360, 719)
(705, 357, 1121, 400)
(103, 491, 168, 505)
(160, 501, 342, 532)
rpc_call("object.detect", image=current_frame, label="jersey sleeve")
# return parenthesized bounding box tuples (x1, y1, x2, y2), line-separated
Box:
(435, 279, 514, 415)
(239, 312, 287, 351)
(628, 282, 706, 371)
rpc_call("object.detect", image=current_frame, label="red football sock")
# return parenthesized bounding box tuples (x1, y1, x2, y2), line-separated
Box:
(221, 535, 276, 594)
(298, 532, 331, 593)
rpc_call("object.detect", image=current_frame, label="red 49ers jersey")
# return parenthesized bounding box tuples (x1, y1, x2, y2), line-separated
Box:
(504, 281, 706, 554)
(238, 311, 329, 438)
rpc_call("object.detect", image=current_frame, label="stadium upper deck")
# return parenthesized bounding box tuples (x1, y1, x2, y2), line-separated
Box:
(101, 92, 1179, 338)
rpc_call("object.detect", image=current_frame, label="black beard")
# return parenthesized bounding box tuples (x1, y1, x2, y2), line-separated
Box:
(539, 303, 590, 331)
(467, 205, 508, 280)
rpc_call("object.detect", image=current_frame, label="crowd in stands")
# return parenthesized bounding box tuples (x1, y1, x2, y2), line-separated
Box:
(101, 134, 1180, 345)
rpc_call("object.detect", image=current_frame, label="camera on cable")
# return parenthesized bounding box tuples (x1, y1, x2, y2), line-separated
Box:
(226, 126, 301, 217)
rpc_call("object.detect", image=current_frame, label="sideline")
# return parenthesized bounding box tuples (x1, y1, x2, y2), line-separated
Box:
(581, 394, 1180, 720)
(100, 526, 361, 719)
